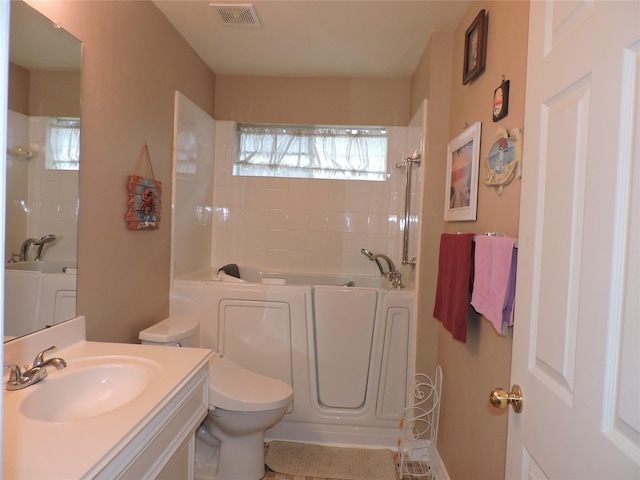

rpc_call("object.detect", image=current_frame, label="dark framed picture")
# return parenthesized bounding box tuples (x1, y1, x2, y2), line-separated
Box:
(492, 80, 510, 122)
(463, 10, 487, 85)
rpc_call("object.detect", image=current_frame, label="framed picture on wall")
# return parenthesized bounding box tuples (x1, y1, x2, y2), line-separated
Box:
(492, 80, 510, 121)
(463, 10, 487, 85)
(444, 122, 482, 221)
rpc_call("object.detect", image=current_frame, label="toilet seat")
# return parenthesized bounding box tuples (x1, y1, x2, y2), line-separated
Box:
(209, 354, 293, 412)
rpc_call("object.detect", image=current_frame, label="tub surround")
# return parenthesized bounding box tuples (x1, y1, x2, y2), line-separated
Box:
(3, 316, 213, 479)
(210, 121, 418, 278)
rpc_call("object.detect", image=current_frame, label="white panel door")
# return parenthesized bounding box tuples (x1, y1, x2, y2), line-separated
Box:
(506, 1, 640, 478)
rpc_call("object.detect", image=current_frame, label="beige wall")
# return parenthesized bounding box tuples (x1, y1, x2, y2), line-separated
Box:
(8, 62, 29, 114)
(9, 64, 80, 117)
(435, 2, 529, 479)
(215, 75, 410, 126)
(26, 0, 216, 343)
(409, 30, 455, 389)
(29, 70, 81, 117)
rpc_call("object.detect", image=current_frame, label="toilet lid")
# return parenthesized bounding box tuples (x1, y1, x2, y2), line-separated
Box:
(208, 354, 293, 412)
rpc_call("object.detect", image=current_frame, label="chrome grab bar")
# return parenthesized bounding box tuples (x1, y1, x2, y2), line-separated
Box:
(399, 154, 421, 267)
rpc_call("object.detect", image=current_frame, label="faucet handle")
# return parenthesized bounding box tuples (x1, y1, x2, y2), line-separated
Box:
(32, 345, 57, 368)
(4, 364, 24, 383)
(387, 270, 405, 289)
(4, 363, 48, 390)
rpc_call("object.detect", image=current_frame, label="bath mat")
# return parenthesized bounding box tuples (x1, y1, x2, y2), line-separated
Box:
(265, 440, 397, 480)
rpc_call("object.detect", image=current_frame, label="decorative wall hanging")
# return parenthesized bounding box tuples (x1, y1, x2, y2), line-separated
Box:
(444, 122, 482, 221)
(126, 142, 162, 230)
(463, 9, 488, 85)
(483, 128, 522, 195)
(492, 79, 510, 122)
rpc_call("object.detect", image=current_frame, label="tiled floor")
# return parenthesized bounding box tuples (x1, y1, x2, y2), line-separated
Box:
(261, 442, 434, 480)
(262, 459, 433, 480)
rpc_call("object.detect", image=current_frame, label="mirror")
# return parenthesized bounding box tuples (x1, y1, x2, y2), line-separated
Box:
(4, 1, 81, 341)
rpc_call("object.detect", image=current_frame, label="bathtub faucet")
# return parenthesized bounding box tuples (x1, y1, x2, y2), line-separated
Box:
(19, 238, 42, 262)
(35, 234, 56, 261)
(360, 248, 404, 289)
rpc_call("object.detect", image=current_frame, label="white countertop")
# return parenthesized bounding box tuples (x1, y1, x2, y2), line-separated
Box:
(3, 317, 213, 479)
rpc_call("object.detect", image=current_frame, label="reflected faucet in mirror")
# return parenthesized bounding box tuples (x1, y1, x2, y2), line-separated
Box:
(35, 234, 56, 260)
(18, 238, 40, 262)
(16, 234, 57, 262)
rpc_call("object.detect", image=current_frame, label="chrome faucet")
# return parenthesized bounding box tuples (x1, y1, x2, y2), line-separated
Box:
(361, 248, 385, 275)
(4, 345, 66, 391)
(360, 248, 404, 288)
(32, 345, 67, 371)
(4, 364, 47, 390)
(19, 238, 41, 262)
(35, 234, 56, 261)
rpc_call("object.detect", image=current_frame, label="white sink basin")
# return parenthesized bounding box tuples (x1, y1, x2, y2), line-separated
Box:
(19, 356, 163, 422)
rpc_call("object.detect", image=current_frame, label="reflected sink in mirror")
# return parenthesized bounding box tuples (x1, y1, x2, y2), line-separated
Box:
(19, 356, 163, 422)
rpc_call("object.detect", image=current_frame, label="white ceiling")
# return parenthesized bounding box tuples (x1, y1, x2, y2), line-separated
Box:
(152, 0, 470, 78)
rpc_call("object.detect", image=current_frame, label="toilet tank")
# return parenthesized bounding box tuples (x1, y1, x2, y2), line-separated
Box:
(139, 316, 200, 347)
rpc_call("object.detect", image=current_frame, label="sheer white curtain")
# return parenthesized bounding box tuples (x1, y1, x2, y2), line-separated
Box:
(46, 118, 80, 170)
(235, 124, 388, 181)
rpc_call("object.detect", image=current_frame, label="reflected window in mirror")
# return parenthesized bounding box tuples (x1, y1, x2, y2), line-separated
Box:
(46, 117, 80, 170)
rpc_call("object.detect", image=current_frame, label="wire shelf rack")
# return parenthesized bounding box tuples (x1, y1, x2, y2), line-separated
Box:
(396, 365, 443, 479)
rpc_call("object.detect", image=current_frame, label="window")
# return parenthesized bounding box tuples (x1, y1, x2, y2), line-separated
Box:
(235, 124, 388, 181)
(46, 117, 80, 171)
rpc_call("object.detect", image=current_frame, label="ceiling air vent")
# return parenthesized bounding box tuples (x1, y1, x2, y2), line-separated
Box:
(210, 3, 261, 27)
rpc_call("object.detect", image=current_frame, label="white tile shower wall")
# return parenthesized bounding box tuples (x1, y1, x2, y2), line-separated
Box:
(5, 112, 78, 263)
(211, 121, 416, 276)
(172, 92, 215, 278)
(26, 116, 78, 262)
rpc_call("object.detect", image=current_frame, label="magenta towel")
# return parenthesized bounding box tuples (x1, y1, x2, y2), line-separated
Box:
(471, 236, 518, 335)
(433, 233, 475, 342)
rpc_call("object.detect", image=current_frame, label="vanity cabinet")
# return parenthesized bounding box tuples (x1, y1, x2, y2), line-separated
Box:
(3, 317, 213, 480)
(96, 365, 209, 479)
(157, 435, 196, 479)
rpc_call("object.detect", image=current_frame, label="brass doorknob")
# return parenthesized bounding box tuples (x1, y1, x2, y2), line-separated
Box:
(489, 385, 523, 413)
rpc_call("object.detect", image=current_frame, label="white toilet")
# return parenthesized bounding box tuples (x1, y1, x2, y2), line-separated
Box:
(139, 316, 293, 480)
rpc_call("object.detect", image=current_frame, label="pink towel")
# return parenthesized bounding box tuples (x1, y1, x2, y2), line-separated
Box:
(433, 233, 475, 342)
(471, 236, 518, 335)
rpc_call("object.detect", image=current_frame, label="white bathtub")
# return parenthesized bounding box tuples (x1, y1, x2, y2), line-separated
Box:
(213, 266, 389, 288)
(4, 261, 77, 338)
(173, 266, 415, 448)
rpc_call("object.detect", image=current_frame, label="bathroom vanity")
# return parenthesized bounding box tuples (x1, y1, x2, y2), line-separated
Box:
(3, 316, 213, 479)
